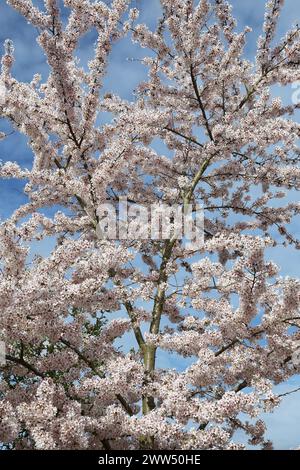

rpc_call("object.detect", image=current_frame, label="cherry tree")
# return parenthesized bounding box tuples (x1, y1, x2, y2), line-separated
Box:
(0, 0, 300, 450)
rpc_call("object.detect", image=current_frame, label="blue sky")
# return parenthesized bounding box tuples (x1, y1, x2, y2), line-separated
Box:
(0, 0, 299, 449)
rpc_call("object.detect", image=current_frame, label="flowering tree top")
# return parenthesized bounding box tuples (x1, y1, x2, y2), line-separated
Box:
(0, 0, 299, 450)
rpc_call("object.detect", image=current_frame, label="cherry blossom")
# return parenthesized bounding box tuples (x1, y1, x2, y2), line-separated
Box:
(0, 0, 299, 450)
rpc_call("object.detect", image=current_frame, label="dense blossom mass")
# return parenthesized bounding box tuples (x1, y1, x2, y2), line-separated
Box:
(0, 0, 300, 450)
